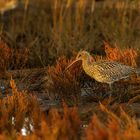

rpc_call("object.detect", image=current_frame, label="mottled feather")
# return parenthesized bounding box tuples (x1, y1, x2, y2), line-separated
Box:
(83, 60, 135, 84)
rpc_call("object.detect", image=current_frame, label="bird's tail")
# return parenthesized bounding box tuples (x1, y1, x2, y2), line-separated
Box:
(134, 68, 140, 76)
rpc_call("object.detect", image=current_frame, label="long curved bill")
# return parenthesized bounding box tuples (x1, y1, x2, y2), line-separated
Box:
(63, 59, 81, 73)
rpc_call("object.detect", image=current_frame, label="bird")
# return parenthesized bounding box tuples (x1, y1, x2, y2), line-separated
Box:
(64, 50, 138, 89)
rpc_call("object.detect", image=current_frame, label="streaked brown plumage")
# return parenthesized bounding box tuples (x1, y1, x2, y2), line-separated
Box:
(64, 51, 137, 88)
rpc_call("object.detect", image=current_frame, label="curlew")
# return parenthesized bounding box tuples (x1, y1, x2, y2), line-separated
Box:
(64, 51, 138, 89)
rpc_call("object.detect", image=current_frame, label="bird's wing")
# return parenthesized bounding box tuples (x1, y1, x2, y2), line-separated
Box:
(92, 60, 135, 81)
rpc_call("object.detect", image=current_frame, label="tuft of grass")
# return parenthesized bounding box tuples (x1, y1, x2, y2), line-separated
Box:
(0, 39, 12, 71)
(0, 38, 30, 71)
(47, 56, 82, 105)
(85, 104, 140, 140)
(0, 78, 41, 135)
(105, 42, 140, 67)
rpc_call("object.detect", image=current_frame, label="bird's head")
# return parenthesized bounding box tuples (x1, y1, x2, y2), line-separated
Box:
(63, 51, 92, 73)
(76, 51, 91, 61)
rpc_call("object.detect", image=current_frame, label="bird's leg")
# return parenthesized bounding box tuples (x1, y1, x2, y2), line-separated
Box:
(109, 83, 112, 90)
(102, 83, 113, 100)
(136, 71, 139, 78)
(108, 83, 113, 100)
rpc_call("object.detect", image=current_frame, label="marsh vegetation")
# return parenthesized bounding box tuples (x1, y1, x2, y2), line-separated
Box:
(0, 0, 140, 139)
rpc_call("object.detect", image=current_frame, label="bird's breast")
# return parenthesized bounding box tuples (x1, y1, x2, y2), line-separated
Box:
(83, 62, 105, 82)
(82, 63, 108, 83)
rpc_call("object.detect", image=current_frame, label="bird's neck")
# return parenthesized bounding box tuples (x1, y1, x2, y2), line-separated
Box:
(82, 56, 92, 66)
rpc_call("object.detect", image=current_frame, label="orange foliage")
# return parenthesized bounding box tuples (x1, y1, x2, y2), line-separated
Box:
(85, 104, 140, 140)
(104, 42, 140, 67)
(0, 79, 81, 139)
(0, 78, 41, 136)
(33, 103, 81, 140)
(0, 39, 29, 71)
(11, 47, 29, 69)
(0, 39, 12, 71)
(47, 56, 82, 104)
(0, 81, 140, 139)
